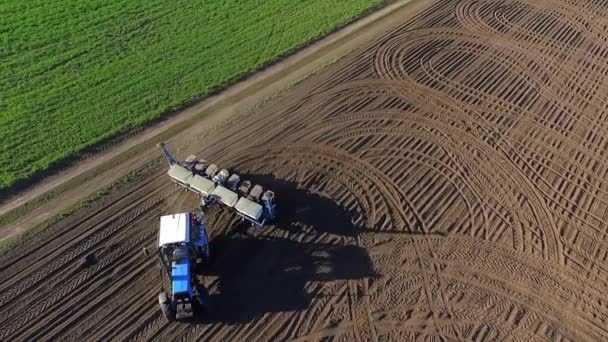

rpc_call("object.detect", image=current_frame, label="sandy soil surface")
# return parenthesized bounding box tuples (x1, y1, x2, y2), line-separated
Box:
(3, 0, 608, 340)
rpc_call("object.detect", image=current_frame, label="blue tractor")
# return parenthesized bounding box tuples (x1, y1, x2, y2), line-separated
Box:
(156, 143, 277, 321)
(157, 212, 210, 321)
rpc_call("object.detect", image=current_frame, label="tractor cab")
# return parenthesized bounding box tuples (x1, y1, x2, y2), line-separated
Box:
(157, 213, 210, 321)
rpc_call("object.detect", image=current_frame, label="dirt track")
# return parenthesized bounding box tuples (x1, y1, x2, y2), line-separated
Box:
(3, 0, 608, 340)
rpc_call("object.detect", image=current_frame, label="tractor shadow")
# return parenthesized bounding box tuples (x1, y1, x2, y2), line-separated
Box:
(199, 236, 374, 324)
(194, 174, 376, 325)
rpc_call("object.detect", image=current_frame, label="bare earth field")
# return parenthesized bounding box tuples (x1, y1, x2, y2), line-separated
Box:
(3, 0, 608, 340)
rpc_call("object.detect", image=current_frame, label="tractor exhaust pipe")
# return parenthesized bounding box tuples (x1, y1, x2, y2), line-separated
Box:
(158, 142, 176, 166)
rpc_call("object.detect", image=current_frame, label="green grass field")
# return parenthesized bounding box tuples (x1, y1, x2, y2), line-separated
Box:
(0, 0, 382, 191)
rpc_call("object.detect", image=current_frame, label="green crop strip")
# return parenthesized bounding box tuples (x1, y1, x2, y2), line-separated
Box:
(0, 0, 382, 191)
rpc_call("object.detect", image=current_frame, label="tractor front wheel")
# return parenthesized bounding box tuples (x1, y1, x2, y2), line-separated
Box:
(158, 292, 175, 321)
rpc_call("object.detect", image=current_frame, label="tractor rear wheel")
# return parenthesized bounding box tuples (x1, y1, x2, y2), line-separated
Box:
(195, 245, 213, 273)
(158, 292, 175, 321)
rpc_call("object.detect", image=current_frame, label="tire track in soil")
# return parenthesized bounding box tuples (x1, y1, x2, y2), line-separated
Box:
(4, 0, 608, 340)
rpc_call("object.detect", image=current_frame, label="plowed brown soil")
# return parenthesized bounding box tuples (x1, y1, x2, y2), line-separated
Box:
(3, 0, 608, 340)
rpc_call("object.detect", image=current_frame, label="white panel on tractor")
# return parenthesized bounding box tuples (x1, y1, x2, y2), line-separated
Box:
(234, 197, 263, 221)
(159, 213, 190, 246)
(210, 185, 238, 207)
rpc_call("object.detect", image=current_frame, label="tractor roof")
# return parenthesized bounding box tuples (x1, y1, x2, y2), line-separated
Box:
(159, 213, 190, 247)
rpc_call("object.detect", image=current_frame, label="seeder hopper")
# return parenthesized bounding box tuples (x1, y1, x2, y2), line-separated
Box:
(159, 143, 276, 226)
